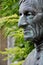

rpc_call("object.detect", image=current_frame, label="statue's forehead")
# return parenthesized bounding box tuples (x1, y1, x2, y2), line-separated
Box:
(19, 1, 37, 13)
(20, 0, 43, 9)
(19, 0, 43, 13)
(19, 0, 38, 5)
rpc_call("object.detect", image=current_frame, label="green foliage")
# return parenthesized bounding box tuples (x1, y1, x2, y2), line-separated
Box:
(0, 0, 19, 17)
(0, 15, 34, 65)
(0, 0, 34, 65)
(0, 14, 19, 29)
(11, 61, 24, 65)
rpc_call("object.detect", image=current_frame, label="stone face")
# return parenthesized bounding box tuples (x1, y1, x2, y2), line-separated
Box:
(19, 0, 43, 42)
(18, 0, 43, 65)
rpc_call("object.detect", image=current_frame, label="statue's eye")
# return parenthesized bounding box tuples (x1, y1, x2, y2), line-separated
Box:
(19, 13, 22, 16)
(24, 11, 35, 16)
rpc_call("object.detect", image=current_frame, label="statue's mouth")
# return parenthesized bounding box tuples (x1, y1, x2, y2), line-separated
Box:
(24, 29, 34, 40)
(24, 25, 36, 41)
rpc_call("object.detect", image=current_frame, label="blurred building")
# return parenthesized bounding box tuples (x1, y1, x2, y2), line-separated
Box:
(0, 29, 14, 65)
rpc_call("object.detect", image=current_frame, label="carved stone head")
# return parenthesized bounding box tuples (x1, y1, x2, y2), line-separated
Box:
(18, 0, 43, 44)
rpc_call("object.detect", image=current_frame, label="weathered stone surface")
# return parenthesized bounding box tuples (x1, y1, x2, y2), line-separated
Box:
(18, 0, 43, 65)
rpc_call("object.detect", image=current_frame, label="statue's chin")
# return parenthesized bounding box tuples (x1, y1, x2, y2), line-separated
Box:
(23, 25, 38, 41)
(24, 35, 33, 41)
(24, 29, 34, 41)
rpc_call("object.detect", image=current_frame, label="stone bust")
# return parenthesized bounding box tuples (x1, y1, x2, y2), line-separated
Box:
(18, 0, 43, 65)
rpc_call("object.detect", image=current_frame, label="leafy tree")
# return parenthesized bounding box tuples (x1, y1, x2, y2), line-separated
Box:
(0, 0, 19, 17)
(0, 0, 34, 65)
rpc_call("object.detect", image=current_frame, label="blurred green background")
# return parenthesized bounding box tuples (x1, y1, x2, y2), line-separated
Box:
(0, 0, 34, 65)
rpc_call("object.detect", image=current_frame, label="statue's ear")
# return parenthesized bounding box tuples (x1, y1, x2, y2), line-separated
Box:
(33, 13, 43, 24)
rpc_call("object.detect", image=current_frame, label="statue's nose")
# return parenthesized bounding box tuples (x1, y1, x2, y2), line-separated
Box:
(18, 15, 27, 28)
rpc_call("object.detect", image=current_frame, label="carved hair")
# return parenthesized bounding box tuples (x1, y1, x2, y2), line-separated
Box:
(19, 0, 25, 5)
(19, 0, 43, 11)
(19, 0, 43, 6)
